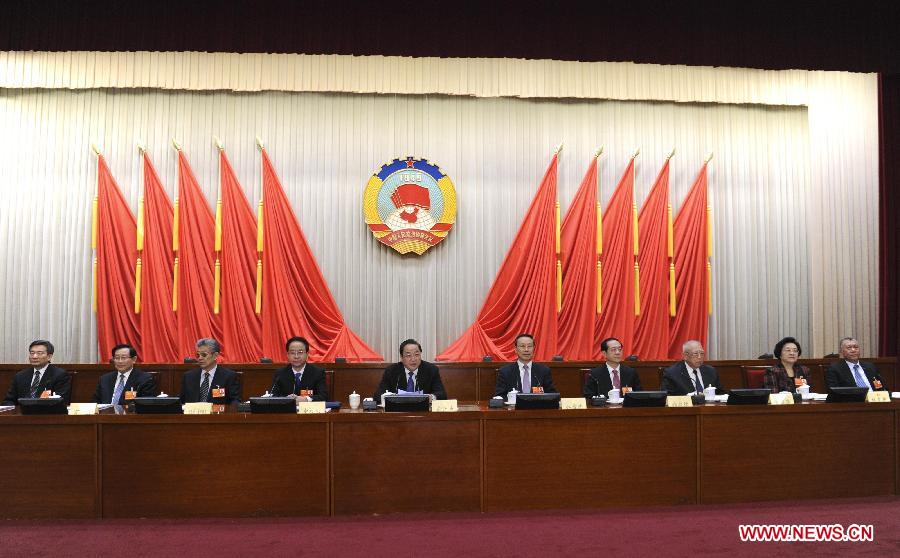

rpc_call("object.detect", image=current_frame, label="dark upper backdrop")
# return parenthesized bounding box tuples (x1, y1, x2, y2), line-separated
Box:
(3, 0, 898, 355)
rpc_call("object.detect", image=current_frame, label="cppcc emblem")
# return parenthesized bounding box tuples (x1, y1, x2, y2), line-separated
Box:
(363, 157, 457, 255)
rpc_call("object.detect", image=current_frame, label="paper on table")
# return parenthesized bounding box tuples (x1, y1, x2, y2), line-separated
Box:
(892, 392, 900, 399)
(0, 406, 14, 413)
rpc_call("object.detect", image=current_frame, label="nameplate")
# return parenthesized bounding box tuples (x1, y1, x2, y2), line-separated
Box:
(183, 402, 213, 414)
(560, 397, 587, 410)
(431, 399, 458, 412)
(768, 393, 794, 405)
(297, 401, 327, 414)
(67, 403, 99, 415)
(866, 390, 891, 403)
(665, 396, 692, 407)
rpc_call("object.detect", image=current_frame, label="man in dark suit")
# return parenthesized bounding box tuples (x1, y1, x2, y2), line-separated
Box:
(269, 336, 328, 401)
(661, 340, 721, 396)
(180, 338, 242, 404)
(374, 339, 447, 400)
(3, 340, 71, 405)
(92, 343, 158, 405)
(826, 337, 889, 391)
(584, 337, 643, 398)
(494, 333, 557, 397)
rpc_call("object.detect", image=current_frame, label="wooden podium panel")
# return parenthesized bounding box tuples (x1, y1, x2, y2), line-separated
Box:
(101, 417, 329, 517)
(483, 409, 698, 511)
(331, 413, 481, 514)
(700, 405, 896, 504)
(0, 421, 97, 518)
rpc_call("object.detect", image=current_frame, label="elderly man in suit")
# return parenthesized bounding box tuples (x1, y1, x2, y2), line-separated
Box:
(268, 336, 328, 401)
(92, 343, 158, 405)
(825, 337, 888, 391)
(661, 340, 721, 396)
(374, 339, 447, 400)
(180, 338, 242, 404)
(584, 337, 643, 398)
(494, 333, 557, 397)
(3, 340, 71, 405)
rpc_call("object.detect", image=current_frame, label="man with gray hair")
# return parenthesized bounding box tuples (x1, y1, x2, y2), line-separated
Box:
(661, 340, 722, 396)
(180, 338, 242, 404)
(825, 337, 888, 391)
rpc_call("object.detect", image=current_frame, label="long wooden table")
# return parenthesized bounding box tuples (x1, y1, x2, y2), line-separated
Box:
(1, 400, 897, 519)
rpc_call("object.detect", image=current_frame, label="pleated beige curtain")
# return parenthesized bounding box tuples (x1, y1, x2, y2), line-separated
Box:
(0, 53, 878, 362)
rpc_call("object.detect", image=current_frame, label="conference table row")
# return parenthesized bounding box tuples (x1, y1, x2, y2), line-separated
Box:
(1, 358, 895, 404)
(1, 398, 898, 519)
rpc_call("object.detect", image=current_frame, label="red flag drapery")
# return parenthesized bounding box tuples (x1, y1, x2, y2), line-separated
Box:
(174, 149, 222, 359)
(595, 158, 636, 358)
(557, 156, 599, 360)
(137, 152, 179, 363)
(217, 149, 262, 362)
(633, 158, 672, 360)
(94, 155, 140, 360)
(668, 163, 710, 358)
(259, 149, 382, 362)
(438, 155, 559, 361)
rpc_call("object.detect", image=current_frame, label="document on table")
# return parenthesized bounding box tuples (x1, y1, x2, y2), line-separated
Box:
(0, 406, 14, 413)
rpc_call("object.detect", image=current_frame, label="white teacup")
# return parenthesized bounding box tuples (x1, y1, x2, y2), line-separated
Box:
(608, 388, 620, 401)
(349, 392, 361, 410)
(507, 390, 518, 405)
(797, 384, 810, 396)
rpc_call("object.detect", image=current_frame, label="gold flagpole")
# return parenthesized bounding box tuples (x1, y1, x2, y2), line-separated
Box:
(554, 143, 562, 313)
(632, 148, 639, 315)
(91, 144, 101, 313)
(171, 139, 181, 311)
(667, 148, 676, 317)
(595, 146, 603, 314)
(135, 144, 146, 314)
(255, 137, 265, 314)
(705, 152, 714, 315)
(213, 136, 223, 314)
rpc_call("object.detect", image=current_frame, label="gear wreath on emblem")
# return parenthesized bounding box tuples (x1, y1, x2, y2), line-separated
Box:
(363, 156, 457, 255)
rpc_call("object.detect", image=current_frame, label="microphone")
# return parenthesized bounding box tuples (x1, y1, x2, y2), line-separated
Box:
(590, 373, 607, 406)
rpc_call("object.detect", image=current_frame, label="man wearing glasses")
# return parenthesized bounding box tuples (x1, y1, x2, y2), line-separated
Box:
(3, 340, 71, 405)
(92, 343, 158, 405)
(661, 340, 722, 396)
(267, 336, 328, 401)
(583, 337, 643, 398)
(180, 338, 242, 404)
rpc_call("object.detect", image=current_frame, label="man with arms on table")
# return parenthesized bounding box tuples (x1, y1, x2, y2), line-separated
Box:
(374, 339, 447, 400)
(583, 337, 643, 398)
(180, 338, 242, 404)
(268, 336, 328, 401)
(494, 333, 557, 397)
(3, 340, 71, 405)
(92, 343, 158, 405)
(825, 337, 889, 391)
(661, 340, 721, 396)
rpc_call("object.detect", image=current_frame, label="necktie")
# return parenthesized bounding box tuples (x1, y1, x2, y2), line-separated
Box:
(406, 372, 415, 392)
(200, 371, 211, 402)
(612, 369, 621, 389)
(522, 364, 531, 394)
(851, 364, 868, 388)
(294, 372, 303, 394)
(30, 370, 41, 398)
(692, 369, 704, 393)
(112, 373, 126, 405)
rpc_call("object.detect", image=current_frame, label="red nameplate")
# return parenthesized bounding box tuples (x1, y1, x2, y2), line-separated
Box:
(125, 390, 137, 400)
(873, 379, 883, 389)
(39, 390, 52, 398)
(299, 389, 313, 397)
(211, 388, 226, 398)
(621, 386, 633, 394)
(794, 378, 806, 387)
(531, 386, 544, 394)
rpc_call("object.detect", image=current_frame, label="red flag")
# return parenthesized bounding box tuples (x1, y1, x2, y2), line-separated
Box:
(95, 155, 140, 360)
(438, 155, 559, 361)
(595, 158, 636, 358)
(557, 156, 600, 360)
(668, 163, 710, 358)
(174, 150, 222, 359)
(260, 149, 382, 362)
(633, 159, 671, 360)
(138, 153, 179, 363)
(217, 150, 262, 362)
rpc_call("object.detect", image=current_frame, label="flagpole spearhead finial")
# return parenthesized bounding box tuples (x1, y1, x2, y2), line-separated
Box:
(555, 142, 564, 155)
(256, 136, 265, 151)
(632, 148, 640, 159)
(213, 136, 224, 151)
(91, 143, 101, 156)
(137, 143, 146, 155)
(171, 138, 182, 152)
(668, 147, 676, 160)
(594, 146, 604, 158)
(705, 152, 714, 164)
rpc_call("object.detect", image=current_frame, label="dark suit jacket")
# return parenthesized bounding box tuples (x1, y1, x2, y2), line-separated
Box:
(825, 360, 888, 391)
(374, 361, 447, 400)
(269, 364, 328, 401)
(494, 362, 557, 397)
(3, 364, 71, 405)
(92, 368, 158, 404)
(583, 364, 643, 398)
(661, 362, 721, 395)
(180, 366, 242, 404)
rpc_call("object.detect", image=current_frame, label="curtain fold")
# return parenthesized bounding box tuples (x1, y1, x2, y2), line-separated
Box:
(438, 155, 559, 361)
